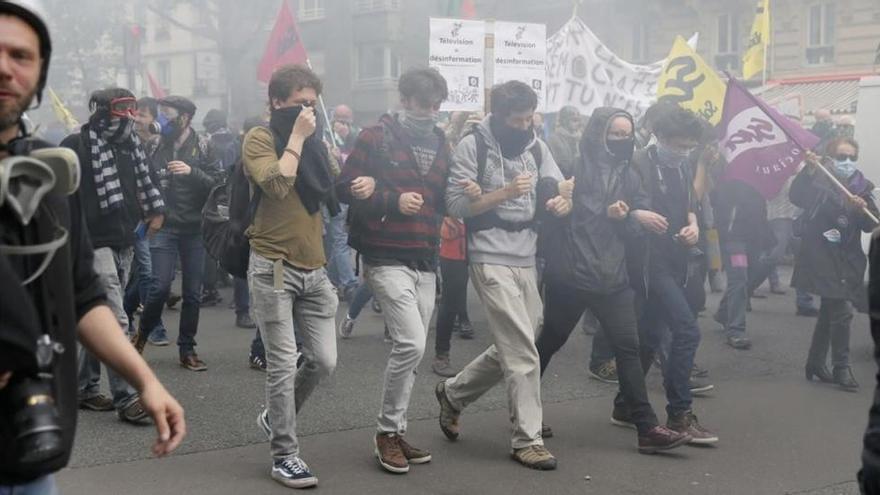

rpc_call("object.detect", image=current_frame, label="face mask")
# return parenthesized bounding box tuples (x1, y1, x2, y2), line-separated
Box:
(833, 158, 857, 179)
(655, 141, 690, 168)
(401, 110, 439, 138)
(607, 138, 634, 162)
(160, 116, 183, 139)
(490, 117, 534, 159)
(103, 117, 135, 143)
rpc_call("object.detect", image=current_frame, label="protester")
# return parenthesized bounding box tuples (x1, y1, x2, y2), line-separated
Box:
(247, 64, 338, 489)
(331, 103, 359, 154)
(621, 106, 719, 444)
(437, 80, 572, 470)
(336, 67, 450, 474)
(134, 96, 161, 155)
(131, 95, 220, 371)
(793, 139, 878, 391)
(433, 216, 474, 377)
(859, 229, 880, 493)
(547, 105, 582, 179)
(536, 107, 691, 453)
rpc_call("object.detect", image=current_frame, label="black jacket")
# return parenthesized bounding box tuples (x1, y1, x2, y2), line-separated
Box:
(543, 108, 649, 295)
(0, 140, 107, 484)
(60, 130, 160, 249)
(790, 167, 877, 302)
(151, 130, 220, 230)
(711, 179, 774, 254)
(860, 230, 880, 493)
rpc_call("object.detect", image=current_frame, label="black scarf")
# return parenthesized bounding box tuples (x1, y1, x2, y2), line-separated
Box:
(490, 116, 534, 159)
(269, 106, 339, 216)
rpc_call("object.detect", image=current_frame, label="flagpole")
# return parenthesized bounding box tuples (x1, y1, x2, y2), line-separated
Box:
(813, 161, 880, 224)
(305, 57, 340, 151)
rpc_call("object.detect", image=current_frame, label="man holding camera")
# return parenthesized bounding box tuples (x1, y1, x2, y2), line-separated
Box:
(0, 1, 185, 492)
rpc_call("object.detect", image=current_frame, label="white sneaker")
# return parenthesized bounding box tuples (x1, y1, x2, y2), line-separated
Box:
(338, 315, 355, 339)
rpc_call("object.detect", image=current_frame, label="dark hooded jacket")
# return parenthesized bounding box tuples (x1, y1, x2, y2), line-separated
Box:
(542, 108, 650, 294)
(790, 166, 878, 303)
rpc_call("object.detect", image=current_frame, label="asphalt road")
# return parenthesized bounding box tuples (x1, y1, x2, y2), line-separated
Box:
(57, 269, 873, 494)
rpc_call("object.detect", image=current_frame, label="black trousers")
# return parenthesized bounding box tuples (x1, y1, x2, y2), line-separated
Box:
(536, 283, 659, 434)
(434, 258, 470, 355)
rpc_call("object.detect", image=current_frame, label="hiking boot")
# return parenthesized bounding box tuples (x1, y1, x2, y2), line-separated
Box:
(338, 315, 355, 339)
(458, 320, 475, 339)
(689, 377, 715, 395)
(667, 411, 719, 445)
(249, 352, 267, 372)
(166, 292, 181, 309)
(180, 353, 208, 372)
(726, 335, 752, 350)
(236, 313, 256, 329)
(79, 394, 114, 411)
(511, 445, 557, 470)
(541, 422, 554, 438)
(117, 399, 151, 425)
(375, 433, 409, 474)
(435, 381, 461, 441)
(397, 436, 432, 464)
(432, 354, 457, 378)
(588, 360, 618, 384)
(610, 406, 637, 430)
(637, 425, 691, 454)
(271, 457, 318, 489)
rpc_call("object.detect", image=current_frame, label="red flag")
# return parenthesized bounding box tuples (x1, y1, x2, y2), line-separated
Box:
(146, 71, 166, 99)
(460, 0, 476, 19)
(257, 1, 309, 83)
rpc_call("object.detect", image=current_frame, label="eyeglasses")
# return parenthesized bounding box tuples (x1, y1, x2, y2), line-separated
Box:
(110, 97, 137, 118)
(833, 153, 858, 162)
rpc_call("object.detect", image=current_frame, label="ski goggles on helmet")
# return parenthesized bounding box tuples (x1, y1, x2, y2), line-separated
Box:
(109, 97, 137, 118)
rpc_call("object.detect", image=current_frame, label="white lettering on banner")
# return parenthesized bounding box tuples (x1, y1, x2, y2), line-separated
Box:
(546, 17, 697, 121)
(430, 18, 486, 112)
(721, 106, 787, 162)
(494, 21, 547, 111)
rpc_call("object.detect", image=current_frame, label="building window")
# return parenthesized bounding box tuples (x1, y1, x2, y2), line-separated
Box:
(715, 13, 741, 71)
(354, 0, 400, 14)
(806, 3, 835, 65)
(298, 0, 325, 21)
(156, 60, 170, 88)
(154, 23, 170, 41)
(356, 44, 400, 82)
(631, 22, 649, 63)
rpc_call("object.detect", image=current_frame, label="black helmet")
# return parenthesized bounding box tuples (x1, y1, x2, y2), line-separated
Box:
(0, 0, 52, 105)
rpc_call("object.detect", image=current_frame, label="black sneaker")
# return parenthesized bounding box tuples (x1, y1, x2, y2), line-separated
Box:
(458, 320, 475, 340)
(797, 306, 820, 317)
(271, 457, 318, 489)
(588, 360, 618, 384)
(236, 313, 256, 329)
(249, 353, 267, 372)
(726, 335, 752, 350)
(200, 289, 222, 307)
(610, 406, 637, 430)
(691, 363, 709, 378)
(667, 411, 719, 445)
(541, 422, 554, 438)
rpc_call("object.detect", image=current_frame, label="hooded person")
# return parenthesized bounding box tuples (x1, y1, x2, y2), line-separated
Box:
(535, 107, 691, 453)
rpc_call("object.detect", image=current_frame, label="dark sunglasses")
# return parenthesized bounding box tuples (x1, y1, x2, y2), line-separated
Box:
(833, 153, 858, 162)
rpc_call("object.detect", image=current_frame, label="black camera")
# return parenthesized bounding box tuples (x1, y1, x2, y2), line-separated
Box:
(8, 334, 65, 467)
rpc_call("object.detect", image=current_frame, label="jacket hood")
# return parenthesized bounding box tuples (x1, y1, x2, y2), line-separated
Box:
(579, 107, 634, 166)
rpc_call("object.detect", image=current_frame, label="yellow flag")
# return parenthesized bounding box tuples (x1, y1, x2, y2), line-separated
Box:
(742, 0, 770, 80)
(657, 36, 727, 126)
(48, 87, 79, 131)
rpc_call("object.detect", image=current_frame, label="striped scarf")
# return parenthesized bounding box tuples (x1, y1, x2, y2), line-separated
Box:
(87, 118, 164, 216)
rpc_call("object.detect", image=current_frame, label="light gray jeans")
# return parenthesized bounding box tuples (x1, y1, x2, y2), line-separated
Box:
(78, 246, 138, 410)
(445, 263, 544, 449)
(248, 252, 338, 461)
(365, 263, 437, 434)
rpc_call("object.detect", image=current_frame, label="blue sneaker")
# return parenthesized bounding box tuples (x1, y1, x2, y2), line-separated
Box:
(257, 409, 271, 440)
(148, 328, 170, 346)
(272, 457, 318, 489)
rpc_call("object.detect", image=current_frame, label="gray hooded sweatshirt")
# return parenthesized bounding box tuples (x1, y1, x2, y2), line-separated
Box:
(446, 116, 563, 267)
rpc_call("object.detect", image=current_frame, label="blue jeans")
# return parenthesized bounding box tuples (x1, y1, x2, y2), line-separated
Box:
(234, 276, 250, 315)
(0, 475, 58, 495)
(347, 281, 374, 319)
(640, 270, 701, 416)
(322, 205, 358, 292)
(138, 227, 206, 357)
(123, 236, 166, 337)
(717, 241, 772, 337)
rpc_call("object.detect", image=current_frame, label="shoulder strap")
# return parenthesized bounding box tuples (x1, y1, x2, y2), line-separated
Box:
(529, 142, 542, 169)
(473, 131, 488, 185)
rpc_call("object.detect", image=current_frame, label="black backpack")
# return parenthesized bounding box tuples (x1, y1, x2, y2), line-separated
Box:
(202, 157, 261, 279)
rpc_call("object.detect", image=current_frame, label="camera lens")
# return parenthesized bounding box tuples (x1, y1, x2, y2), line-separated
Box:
(11, 377, 64, 465)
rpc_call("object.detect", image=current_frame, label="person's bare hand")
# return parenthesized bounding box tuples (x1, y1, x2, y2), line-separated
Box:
(399, 192, 424, 216)
(167, 161, 191, 176)
(559, 177, 575, 200)
(291, 106, 317, 141)
(139, 381, 186, 457)
(351, 176, 376, 200)
(506, 173, 533, 199)
(0, 372, 11, 391)
(804, 151, 820, 173)
(632, 210, 669, 234)
(607, 200, 630, 220)
(848, 195, 868, 212)
(678, 224, 700, 246)
(146, 214, 164, 238)
(546, 196, 572, 217)
(458, 179, 482, 200)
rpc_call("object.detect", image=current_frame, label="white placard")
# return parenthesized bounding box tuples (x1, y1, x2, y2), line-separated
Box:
(429, 18, 486, 112)
(493, 21, 547, 111)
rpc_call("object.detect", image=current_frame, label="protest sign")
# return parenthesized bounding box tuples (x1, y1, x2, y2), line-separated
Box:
(657, 36, 727, 125)
(719, 77, 820, 199)
(429, 18, 486, 112)
(493, 21, 547, 111)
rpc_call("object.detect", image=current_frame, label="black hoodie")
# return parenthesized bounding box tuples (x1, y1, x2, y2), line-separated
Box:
(542, 108, 650, 294)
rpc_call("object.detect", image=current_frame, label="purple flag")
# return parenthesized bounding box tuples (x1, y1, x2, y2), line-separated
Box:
(719, 77, 820, 199)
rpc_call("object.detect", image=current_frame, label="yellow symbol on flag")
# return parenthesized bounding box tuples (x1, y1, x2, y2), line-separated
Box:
(657, 36, 727, 126)
(48, 87, 79, 131)
(742, 0, 770, 80)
